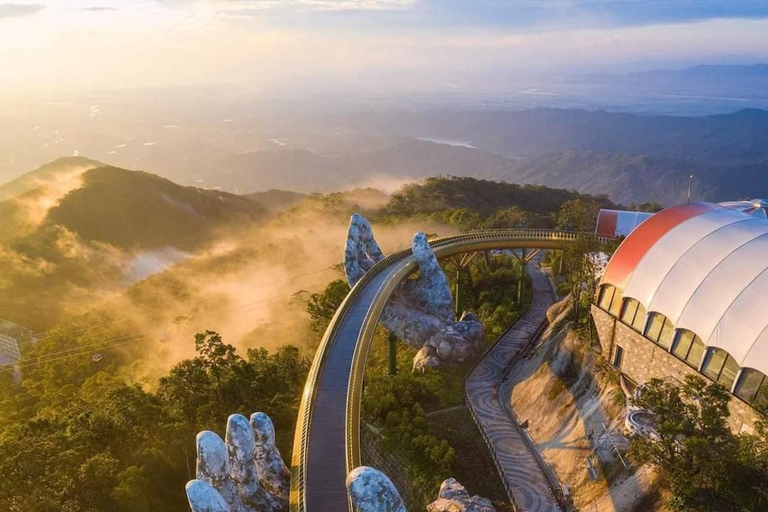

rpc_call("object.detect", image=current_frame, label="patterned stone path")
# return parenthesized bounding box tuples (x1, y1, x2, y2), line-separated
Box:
(466, 261, 562, 512)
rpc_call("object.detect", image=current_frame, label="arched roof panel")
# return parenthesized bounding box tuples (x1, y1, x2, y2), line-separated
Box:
(623, 210, 750, 309)
(649, 218, 768, 326)
(709, 268, 768, 365)
(742, 325, 768, 374)
(676, 233, 768, 346)
(601, 202, 721, 291)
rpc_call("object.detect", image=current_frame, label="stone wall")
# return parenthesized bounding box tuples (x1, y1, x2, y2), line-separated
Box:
(591, 305, 761, 434)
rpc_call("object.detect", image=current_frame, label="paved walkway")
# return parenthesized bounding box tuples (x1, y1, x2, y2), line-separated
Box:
(465, 261, 562, 512)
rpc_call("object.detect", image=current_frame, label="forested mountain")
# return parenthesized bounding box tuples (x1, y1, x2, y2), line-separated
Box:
(45, 166, 265, 250)
(246, 189, 307, 212)
(329, 108, 768, 162)
(492, 151, 768, 206)
(0, 156, 103, 201)
(205, 139, 511, 193)
(384, 176, 614, 218)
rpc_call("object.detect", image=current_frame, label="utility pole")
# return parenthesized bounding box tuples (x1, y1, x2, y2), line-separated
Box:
(687, 174, 694, 203)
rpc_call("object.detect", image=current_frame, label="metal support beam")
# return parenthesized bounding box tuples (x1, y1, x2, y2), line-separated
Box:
(517, 260, 527, 305)
(523, 248, 541, 263)
(455, 268, 462, 320)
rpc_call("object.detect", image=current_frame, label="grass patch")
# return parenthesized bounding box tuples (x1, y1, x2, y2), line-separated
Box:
(428, 408, 515, 512)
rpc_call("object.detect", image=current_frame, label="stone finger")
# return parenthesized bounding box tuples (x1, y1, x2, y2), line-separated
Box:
(186, 479, 231, 512)
(346, 466, 407, 512)
(251, 412, 291, 501)
(226, 414, 276, 511)
(196, 431, 243, 511)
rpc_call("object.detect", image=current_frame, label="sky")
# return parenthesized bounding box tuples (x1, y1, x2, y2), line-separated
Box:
(1, 0, 768, 93)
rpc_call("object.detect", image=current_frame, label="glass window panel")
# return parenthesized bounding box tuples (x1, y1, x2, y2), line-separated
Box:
(658, 320, 675, 349)
(735, 369, 766, 403)
(631, 303, 647, 332)
(609, 289, 623, 317)
(753, 385, 768, 414)
(645, 313, 665, 342)
(673, 330, 694, 359)
(703, 349, 727, 381)
(686, 336, 706, 369)
(719, 354, 740, 389)
(598, 286, 614, 310)
(621, 299, 639, 325)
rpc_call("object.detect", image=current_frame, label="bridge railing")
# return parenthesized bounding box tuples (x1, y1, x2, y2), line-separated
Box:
(291, 228, 609, 512)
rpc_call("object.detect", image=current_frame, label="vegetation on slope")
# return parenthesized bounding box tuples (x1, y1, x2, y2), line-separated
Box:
(46, 166, 266, 250)
(378, 176, 616, 230)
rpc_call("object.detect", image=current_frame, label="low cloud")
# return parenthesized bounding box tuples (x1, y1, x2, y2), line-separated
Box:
(0, 2, 44, 18)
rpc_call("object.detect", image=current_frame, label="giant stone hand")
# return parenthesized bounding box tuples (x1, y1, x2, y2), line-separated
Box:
(185, 413, 289, 512)
(344, 214, 484, 370)
(346, 467, 497, 512)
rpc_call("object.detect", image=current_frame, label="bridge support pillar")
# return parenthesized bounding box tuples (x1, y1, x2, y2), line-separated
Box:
(517, 260, 527, 305)
(387, 332, 398, 375)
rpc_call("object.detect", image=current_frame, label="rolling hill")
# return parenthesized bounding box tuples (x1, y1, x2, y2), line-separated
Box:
(492, 151, 768, 206)
(44, 166, 266, 250)
(0, 159, 267, 251)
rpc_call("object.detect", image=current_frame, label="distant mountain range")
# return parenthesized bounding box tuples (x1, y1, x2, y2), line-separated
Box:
(5, 106, 768, 209)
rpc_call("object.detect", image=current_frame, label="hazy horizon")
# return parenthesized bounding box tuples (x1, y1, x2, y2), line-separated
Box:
(2, 0, 768, 95)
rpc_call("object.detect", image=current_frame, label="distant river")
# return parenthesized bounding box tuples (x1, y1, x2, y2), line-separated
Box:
(417, 137, 476, 149)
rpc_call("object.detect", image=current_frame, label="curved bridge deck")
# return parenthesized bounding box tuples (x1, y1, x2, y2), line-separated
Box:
(290, 229, 608, 512)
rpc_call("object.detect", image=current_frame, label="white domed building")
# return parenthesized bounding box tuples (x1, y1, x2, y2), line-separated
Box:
(592, 201, 768, 434)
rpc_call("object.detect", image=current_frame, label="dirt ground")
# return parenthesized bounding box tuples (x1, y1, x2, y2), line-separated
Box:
(504, 304, 667, 512)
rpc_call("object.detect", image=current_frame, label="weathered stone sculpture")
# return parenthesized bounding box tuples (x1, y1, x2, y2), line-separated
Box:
(426, 478, 497, 512)
(346, 468, 497, 512)
(186, 413, 289, 512)
(345, 214, 485, 370)
(186, 416, 496, 512)
(347, 466, 408, 512)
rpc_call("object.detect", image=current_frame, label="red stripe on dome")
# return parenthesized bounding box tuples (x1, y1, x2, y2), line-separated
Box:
(601, 202, 722, 291)
(596, 210, 619, 238)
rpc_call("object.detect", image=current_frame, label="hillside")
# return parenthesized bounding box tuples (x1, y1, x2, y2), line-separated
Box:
(44, 166, 266, 250)
(203, 140, 511, 193)
(330, 108, 768, 163)
(247, 189, 307, 212)
(382, 176, 616, 224)
(0, 156, 103, 201)
(492, 151, 768, 206)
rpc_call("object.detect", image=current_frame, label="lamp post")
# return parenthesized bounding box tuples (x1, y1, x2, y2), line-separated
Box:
(687, 174, 694, 203)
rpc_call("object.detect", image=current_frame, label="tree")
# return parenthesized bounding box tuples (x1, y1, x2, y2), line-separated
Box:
(560, 236, 601, 320)
(307, 279, 350, 334)
(629, 201, 663, 213)
(555, 198, 602, 232)
(629, 375, 766, 511)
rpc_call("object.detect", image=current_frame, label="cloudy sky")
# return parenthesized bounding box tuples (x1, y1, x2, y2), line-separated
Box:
(1, 0, 768, 93)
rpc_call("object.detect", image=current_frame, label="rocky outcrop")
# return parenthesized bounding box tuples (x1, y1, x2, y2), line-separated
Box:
(344, 214, 485, 370)
(346, 468, 497, 512)
(186, 413, 289, 512)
